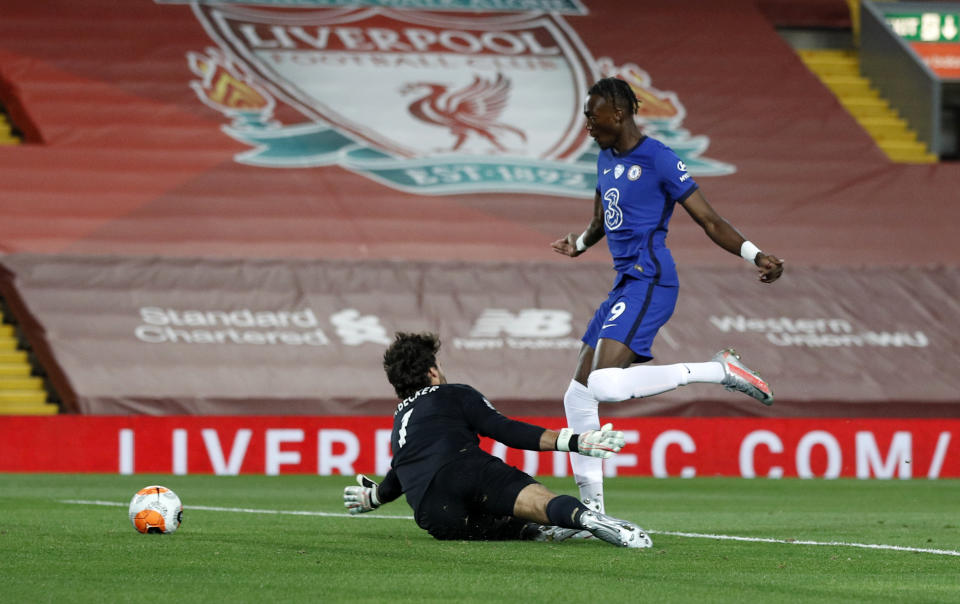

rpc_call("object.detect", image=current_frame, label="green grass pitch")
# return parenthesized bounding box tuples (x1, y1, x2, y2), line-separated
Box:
(1, 474, 958, 603)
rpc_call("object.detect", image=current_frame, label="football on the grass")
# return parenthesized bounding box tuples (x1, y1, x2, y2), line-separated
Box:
(128, 485, 182, 534)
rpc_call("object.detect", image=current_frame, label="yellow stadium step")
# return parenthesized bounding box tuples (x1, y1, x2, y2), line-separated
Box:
(0, 350, 28, 363)
(0, 105, 21, 145)
(808, 62, 860, 77)
(0, 402, 59, 415)
(878, 140, 938, 163)
(0, 389, 47, 404)
(0, 310, 57, 412)
(839, 96, 895, 119)
(798, 48, 937, 164)
(796, 49, 861, 76)
(821, 76, 875, 97)
(0, 376, 44, 390)
(797, 48, 857, 62)
(857, 116, 916, 141)
(0, 302, 57, 413)
(0, 363, 31, 376)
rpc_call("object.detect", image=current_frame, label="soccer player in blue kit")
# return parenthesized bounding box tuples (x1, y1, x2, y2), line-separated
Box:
(551, 78, 785, 513)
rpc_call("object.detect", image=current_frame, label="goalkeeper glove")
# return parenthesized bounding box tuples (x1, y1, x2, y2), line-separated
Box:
(556, 423, 625, 459)
(343, 474, 381, 515)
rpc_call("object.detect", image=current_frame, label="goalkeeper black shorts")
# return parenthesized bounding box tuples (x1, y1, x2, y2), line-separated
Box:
(415, 448, 538, 541)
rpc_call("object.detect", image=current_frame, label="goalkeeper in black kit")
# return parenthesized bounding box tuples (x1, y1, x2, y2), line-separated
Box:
(343, 332, 652, 548)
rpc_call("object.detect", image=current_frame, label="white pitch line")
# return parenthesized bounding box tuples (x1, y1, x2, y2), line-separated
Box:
(62, 499, 960, 557)
(61, 499, 413, 521)
(650, 530, 960, 557)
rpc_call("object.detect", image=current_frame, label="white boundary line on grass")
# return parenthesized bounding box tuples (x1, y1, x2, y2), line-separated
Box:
(652, 530, 960, 557)
(62, 499, 413, 521)
(63, 499, 960, 557)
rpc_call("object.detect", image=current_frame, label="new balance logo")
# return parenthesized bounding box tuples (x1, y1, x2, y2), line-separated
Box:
(469, 309, 572, 338)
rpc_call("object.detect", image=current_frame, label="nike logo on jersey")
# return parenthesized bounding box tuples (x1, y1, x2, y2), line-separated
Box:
(603, 168, 612, 174)
(602, 323, 617, 329)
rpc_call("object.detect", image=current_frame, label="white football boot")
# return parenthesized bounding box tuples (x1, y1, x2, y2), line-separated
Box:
(534, 524, 591, 542)
(539, 496, 603, 541)
(712, 348, 774, 406)
(531, 525, 570, 542)
(579, 511, 653, 549)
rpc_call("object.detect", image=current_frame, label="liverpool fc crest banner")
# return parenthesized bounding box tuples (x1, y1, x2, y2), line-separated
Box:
(182, 0, 734, 197)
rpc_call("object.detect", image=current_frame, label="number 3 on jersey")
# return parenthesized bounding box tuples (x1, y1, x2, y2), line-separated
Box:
(397, 408, 414, 448)
(603, 188, 623, 230)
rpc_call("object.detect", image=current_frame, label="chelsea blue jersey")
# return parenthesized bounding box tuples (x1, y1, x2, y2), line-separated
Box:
(596, 137, 698, 286)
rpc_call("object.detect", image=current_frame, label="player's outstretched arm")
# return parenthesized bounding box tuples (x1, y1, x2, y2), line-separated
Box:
(551, 423, 626, 459)
(472, 391, 622, 458)
(681, 189, 784, 284)
(551, 190, 605, 257)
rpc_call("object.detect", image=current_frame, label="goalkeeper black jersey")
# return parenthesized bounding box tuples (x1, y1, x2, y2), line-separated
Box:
(385, 383, 545, 514)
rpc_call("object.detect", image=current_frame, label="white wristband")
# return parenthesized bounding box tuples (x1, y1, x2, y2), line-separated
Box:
(556, 428, 575, 452)
(740, 240, 761, 264)
(575, 232, 588, 252)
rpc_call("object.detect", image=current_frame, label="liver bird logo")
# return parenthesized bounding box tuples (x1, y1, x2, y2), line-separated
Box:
(400, 73, 527, 152)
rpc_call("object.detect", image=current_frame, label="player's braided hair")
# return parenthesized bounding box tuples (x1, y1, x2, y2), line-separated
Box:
(588, 77, 639, 116)
(383, 332, 441, 399)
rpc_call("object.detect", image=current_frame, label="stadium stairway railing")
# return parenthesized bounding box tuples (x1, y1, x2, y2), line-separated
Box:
(799, 48, 937, 164)
(0, 308, 58, 415)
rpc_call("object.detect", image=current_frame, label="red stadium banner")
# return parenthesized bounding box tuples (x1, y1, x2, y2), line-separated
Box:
(2, 255, 957, 419)
(1, 416, 955, 479)
(911, 42, 960, 79)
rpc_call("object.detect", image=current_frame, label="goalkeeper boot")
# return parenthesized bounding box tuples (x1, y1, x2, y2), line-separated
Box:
(535, 525, 591, 542)
(535, 497, 608, 542)
(712, 348, 773, 406)
(548, 496, 603, 541)
(532, 525, 571, 542)
(579, 510, 653, 549)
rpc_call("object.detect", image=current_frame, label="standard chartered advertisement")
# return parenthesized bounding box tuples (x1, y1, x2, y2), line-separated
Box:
(135, 307, 331, 346)
(132, 304, 400, 349)
(1, 255, 956, 414)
